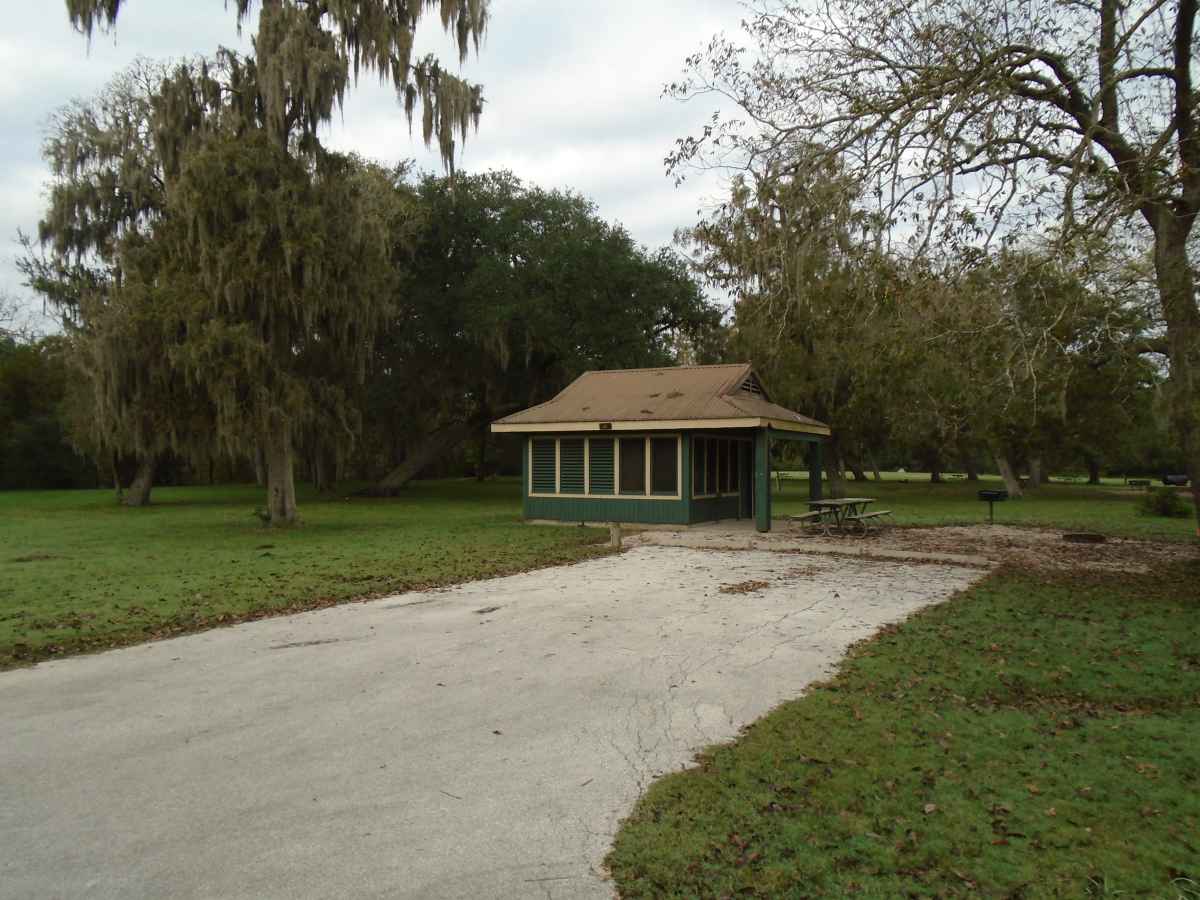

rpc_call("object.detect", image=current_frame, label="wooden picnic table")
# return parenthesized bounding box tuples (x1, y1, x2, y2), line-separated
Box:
(804, 497, 894, 535)
(788, 497, 895, 535)
(810, 497, 874, 528)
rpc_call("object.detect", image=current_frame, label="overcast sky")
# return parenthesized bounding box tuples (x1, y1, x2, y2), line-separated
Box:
(0, 0, 743, 329)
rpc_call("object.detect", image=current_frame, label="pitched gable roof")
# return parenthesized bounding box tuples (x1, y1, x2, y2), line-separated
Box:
(492, 363, 829, 434)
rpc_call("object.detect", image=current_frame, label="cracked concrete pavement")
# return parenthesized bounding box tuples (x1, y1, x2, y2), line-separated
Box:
(1, 546, 983, 899)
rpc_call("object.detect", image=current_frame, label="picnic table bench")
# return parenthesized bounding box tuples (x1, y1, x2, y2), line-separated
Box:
(789, 498, 893, 536)
(787, 510, 825, 525)
(844, 509, 893, 534)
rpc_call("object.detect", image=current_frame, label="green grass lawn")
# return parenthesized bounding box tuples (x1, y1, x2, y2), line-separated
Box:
(772, 475, 1197, 541)
(607, 561, 1200, 898)
(2, 475, 1193, 669)
(0, 478, 608, 668)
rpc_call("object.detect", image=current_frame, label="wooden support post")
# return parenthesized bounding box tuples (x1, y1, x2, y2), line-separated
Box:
(521, 436, 529, 520)
(755, 429, 771, 532)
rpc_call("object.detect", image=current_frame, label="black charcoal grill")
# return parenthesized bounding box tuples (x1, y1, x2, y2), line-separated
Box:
(978, 489, 1008, 524)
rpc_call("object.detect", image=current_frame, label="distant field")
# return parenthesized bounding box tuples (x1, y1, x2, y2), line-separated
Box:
(0, 479, 608, 668)
(772, 473, 1196, 541)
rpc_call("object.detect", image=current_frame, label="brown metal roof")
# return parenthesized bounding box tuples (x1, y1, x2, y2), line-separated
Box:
(492, 363, 828, 432)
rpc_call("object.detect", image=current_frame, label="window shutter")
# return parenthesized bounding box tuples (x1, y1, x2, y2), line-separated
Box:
(531, 439, 556, 493)
(559, 439, 585, 494)
(588, 439, 615, 494)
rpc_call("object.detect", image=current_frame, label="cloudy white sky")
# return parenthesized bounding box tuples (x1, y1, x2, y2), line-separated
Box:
(0, 0, 745, 329)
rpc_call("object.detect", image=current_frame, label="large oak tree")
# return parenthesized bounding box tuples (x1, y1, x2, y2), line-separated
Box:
(58, 1, 489, 523)
(363, 171, 722, 491)
(20, 60, 207, 506)
(672, 0, 1200, 531)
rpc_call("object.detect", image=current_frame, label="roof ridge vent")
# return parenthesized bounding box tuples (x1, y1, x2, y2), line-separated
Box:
(737, 372, 766, 398)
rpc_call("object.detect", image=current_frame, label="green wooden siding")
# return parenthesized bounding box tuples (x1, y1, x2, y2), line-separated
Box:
(559, 439, 585, 494)
(531, 439, 556, 493)
(588, 438, 615, 494)
(526, 495, 689, 525)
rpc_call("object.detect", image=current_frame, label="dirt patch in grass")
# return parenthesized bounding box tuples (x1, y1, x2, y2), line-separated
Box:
(875, 524, 1199, 573)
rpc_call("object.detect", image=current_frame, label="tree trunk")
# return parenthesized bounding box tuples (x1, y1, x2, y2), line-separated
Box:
(959, 440, 980, 481)
(963, 456, 980, 482)
(368, 419, 482, 496)
(476, 425, 489, 481)
(122, 457, 155, 507)
(824, 436, 847, 498)
(264, 426, 298, 526)
(1086, 456, 1102, 485)
(847, 454, 868, 482)
(867, 450, 882, 481)
(254, 446, 266, 488)
(111, 452, 124, 502)
(1027, 456, 1044, 489)
(994, 451, 1024, 498)
(930, 465, 943, 484)
(1152, 217, 1200, 536)
(311, 449, 334, 494)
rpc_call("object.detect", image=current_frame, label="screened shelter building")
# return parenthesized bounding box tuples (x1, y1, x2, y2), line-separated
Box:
(491, 364, 830, 532)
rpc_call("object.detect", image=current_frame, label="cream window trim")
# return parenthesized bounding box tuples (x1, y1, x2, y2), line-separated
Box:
(646, 435, 684, 498)
(528, 435, 681, 501)
(618, 434, 682, 500)
(614, 437, 620, 496)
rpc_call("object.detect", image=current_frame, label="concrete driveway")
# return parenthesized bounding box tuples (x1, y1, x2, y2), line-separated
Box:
(1, 546, 981, 899)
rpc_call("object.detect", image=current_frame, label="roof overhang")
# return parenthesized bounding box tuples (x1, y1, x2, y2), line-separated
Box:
(491, 417, 830, 437)
(765, 418, 831, 437)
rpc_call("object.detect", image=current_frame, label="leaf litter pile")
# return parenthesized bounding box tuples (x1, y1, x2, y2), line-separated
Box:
(849, 524, 1198, 574)
(719, 580, 772, 595)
